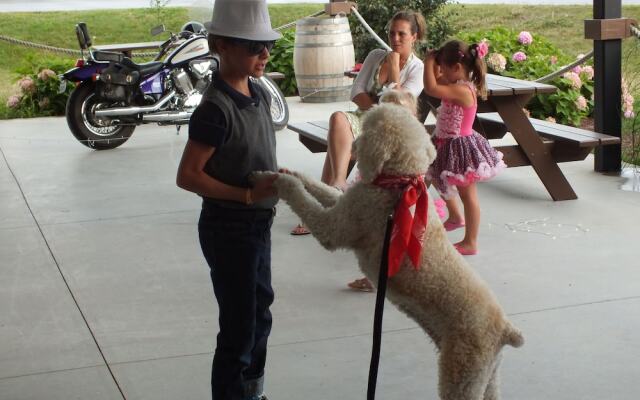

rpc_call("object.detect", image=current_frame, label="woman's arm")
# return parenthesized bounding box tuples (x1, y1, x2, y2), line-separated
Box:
(396, 57, 424, 98)
(176, 140, 275, 204)
(350, 49, 386, 106)
(352, 92, 376, 110)
(387, 51, 401, 86)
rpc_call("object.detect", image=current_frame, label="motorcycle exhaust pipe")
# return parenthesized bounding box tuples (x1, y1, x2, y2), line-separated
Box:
(142, 111, 192, 122)
(94, 91, 177, 117)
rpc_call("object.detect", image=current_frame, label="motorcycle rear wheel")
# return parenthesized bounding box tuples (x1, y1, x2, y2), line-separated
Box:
(258, 75, 289, 131)
(66, 81, 135, 150)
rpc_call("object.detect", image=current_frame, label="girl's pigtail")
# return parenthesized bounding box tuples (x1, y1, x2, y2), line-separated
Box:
(468, 44, 488, 100)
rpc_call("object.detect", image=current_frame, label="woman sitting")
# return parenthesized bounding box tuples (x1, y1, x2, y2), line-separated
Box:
(291, 9, 427, 240)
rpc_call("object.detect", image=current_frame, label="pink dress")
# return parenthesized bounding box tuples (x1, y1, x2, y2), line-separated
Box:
(426, 81, 506, 199)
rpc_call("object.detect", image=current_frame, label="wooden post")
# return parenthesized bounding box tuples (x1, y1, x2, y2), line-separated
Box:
(592, 0, 622, 172)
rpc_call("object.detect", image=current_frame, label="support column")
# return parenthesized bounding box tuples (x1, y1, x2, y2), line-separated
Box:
(593, 0, 622, 172)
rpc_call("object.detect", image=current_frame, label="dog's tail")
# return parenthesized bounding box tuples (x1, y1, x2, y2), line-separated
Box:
(502, 322, 524, 348)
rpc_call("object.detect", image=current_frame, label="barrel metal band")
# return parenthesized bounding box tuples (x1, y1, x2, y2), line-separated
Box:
(296, 17, 349, 26)
(294, 41, 353, 48)
(298, 85, 353, 91)
(295, 29, 351, 36)
(295, 73, 350, 79)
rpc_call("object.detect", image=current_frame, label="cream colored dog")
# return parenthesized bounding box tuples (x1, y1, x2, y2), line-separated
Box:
(266, 104, 523, 400)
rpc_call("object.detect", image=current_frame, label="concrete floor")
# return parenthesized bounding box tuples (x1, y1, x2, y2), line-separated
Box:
(1, 97, 639, 400)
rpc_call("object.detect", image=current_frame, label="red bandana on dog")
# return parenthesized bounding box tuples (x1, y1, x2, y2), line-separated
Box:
(372, 174, 428, 277)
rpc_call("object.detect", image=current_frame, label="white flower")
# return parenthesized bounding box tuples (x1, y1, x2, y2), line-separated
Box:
(486, 53, 507, 72)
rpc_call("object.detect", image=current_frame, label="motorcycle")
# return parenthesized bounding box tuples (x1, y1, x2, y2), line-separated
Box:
(60, 22, 289, 150)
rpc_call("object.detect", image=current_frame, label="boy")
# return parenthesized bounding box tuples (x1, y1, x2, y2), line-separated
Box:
(176, 1, 280, 399)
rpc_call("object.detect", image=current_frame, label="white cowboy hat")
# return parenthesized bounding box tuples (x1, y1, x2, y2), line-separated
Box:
(204, 0, 282, 41)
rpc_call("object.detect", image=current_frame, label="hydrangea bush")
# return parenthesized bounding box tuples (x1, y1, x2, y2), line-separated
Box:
(461, 27, 636, 128)
(5, 57, 74, 118)
(459, 27, 602, 127)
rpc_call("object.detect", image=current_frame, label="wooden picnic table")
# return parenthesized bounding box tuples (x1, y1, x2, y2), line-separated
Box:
(292, 73, 620, 201)
(423, 74, 583, 201)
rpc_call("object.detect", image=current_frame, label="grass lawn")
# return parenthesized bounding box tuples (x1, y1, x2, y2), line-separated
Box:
(2, 3, 640, 121)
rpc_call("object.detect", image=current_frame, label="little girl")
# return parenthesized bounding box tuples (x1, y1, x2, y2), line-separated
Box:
(423, 40, 506, 255)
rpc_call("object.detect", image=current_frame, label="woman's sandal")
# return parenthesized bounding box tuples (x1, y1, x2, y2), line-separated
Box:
(290, 224, 311, 236)
(347, 277, 374, 292)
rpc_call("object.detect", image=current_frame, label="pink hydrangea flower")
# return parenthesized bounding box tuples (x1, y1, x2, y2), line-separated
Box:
(572, 65, 583, 74)
(622, 78, 635, 118)
(581, 65, 594, 80)
(512, 51, 527, 62)
(550, 56, 558, 65)
(477, 39, 489, 58)
(6, 95, 21, 108)
(486, 53, 507, 72)
(518, 31, 533, 45)
(563, 72, 582, 89)
(37, 69, 56, 81)
(18, 77, 35, 93)
(575, 95, 588, 111)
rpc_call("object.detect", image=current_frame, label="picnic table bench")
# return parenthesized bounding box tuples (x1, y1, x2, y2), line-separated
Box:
(288, 73, 621, 201)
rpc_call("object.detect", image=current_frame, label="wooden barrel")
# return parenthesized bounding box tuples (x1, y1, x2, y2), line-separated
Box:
(294, 16, 355, 103)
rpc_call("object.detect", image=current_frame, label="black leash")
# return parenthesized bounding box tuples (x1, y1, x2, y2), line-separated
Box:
(366, 215, 394, 400)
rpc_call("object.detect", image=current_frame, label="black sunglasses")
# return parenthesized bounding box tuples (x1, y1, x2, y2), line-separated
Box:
(227, 38, 276, 55)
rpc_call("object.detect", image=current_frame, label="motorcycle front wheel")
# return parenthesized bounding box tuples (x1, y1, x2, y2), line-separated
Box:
(66, 81, 135, 150)
(258, 75, 289, 131)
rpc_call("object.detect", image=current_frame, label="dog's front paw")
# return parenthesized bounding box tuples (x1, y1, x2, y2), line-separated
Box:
(274, 172, 304, 200)
(249, 170, 278, 186)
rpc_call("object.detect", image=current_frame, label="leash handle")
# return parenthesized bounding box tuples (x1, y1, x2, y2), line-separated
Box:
(367, 215, 394, 400)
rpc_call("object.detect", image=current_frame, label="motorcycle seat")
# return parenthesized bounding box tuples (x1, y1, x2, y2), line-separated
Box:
(121, 59, 165, 76)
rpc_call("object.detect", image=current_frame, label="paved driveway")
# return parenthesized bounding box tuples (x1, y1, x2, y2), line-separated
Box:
(1, 98, 640, 399)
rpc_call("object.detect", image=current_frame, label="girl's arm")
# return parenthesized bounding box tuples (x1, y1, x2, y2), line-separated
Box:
(423, 53, 473, 106)
(176, 139, 275, 204)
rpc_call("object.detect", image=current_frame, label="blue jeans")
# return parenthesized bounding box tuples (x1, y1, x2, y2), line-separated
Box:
(198, 204, 275, 400)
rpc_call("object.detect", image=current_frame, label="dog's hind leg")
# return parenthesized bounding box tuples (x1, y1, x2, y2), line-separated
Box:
(437, 340, 495, 400)
(482, 354, 502, 400)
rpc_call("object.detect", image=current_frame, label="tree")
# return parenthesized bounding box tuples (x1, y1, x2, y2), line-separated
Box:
(350, 0, 456, 61)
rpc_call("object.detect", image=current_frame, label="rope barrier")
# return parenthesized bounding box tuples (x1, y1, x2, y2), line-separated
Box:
(275, 10, 325, 31)
(535, 51, 594, 83)
(0, 9, 325, 58)
(350, 6, 392, 52)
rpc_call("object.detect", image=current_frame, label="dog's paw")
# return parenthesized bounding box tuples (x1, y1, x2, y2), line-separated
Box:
(274, 172, 304, 199)
(249, 170, 278, 185)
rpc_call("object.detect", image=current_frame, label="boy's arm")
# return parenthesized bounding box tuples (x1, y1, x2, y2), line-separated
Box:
(176, 140, 275, 204)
